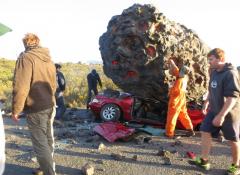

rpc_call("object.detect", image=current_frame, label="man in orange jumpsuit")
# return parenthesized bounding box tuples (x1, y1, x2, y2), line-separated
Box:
(165, 59, 194, 138)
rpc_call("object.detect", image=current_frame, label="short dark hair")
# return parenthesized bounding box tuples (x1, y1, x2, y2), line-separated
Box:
(207, 48, 225, 62)
(91, 69, 97, 74)
(55, 63, 62, 69)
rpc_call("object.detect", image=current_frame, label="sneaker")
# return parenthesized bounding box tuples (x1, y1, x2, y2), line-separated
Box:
(227, 164, 240, 175)
(192, 157, 210, 170)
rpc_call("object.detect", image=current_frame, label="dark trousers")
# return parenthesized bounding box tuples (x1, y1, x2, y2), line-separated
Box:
(26, 108, 56, 175)
(56, 96, 66, 120)
(86, 88, 98, 108)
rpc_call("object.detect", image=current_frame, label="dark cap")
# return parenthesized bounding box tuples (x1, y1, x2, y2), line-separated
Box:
(55, 63, 62, 69)
(91, 69, 97, 74)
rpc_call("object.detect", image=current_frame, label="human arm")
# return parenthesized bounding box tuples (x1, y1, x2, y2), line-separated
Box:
(202, 92, 209, 115)
(212, 97, 238, 127)
(12, 55, 32, 122)
(57, 72, 66, 92)
(168, 59, 179, 77)
(97, 74, 102, 88)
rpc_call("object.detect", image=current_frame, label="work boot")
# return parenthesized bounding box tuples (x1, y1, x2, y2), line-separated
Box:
(185, 129, 195, 137)
(227, 164, 240, 175)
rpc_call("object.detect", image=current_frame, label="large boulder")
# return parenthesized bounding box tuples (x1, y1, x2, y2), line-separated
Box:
(99, 4, 210, 104)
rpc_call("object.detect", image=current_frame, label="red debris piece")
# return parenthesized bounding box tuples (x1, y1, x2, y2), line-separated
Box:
(93, 122, 135, 142)
(186, 151, 196, 159)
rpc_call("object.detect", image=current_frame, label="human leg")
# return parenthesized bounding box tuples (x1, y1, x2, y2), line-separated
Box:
(27, 108, 56, 175)
(230, 141, 240, 166)
(190, 131, 212, 170)
(221, 112, 240, 173)
(165, 105, 181, 137)
(192, 112, 220, 170)
(92, 88, 98, 96)
(0, 110, 5, 175)
(56, 96, 66, 119)
(200, 131, 212, 160)
(86, 89, 92, 109)
(178, 107, 193, 129)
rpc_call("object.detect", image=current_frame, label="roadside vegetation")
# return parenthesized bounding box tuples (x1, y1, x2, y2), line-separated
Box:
(0, 58, 119, 111)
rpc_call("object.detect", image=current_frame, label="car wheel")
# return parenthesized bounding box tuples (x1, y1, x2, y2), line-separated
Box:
(100, 104, 121, 122)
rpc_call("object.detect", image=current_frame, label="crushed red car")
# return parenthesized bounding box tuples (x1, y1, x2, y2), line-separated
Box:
(89, 89, 205, 130)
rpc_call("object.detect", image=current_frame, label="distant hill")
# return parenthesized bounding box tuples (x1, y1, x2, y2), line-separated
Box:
(0, 58, 118, 111)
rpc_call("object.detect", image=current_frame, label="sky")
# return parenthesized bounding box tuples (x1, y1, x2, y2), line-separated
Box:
(0, 0, 239, 65)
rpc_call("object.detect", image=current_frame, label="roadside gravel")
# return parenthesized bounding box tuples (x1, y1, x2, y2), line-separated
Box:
(3, 111, 231, 175)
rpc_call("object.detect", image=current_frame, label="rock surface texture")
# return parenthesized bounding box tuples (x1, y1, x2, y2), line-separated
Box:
(99, 4, 210, 104)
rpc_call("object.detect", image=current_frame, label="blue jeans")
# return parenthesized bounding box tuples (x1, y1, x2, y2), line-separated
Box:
(55, 96, 66, 120)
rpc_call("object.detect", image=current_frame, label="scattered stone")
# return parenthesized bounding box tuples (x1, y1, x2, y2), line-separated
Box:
(132, 155, 138, 161)
(171, 140, 183, 147)
(96, 168, 104, 172)
(143, 137, 152, 143)
(86, 135, 100, 143)
(31, 156, 37, 163)
(156, 148, 171, 157)
(111, 153, 125, 161)
(134, 137, 144, 145)
(175, 136, 182, 140)
(98, 143, 106, 151)
(82, 163, 94, 175)
(95, 159, 104, 164)
(162, 157, 172, 165)
(171, 150, 178, 155)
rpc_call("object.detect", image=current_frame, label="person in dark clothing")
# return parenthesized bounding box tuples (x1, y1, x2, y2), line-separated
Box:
(55, 63, 66, 120)
(192, 48, 240, 174)
(86, 69, 102, 109)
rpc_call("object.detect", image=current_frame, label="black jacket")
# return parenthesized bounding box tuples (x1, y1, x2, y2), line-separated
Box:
(56, 71, 66, 93)
(87, 72, 102, 90)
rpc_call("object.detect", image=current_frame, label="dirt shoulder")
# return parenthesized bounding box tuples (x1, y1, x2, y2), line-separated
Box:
(3, 109, 231, 175)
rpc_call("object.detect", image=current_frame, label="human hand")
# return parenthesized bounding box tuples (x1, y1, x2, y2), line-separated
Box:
(12, 114, 20, 123)
(212, 115, 225, 127)
(59, 92, 64, 96)
(202, 104, 208, 115)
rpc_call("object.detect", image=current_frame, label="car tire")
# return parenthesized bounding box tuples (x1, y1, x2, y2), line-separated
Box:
(100, 104, 121, 122)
